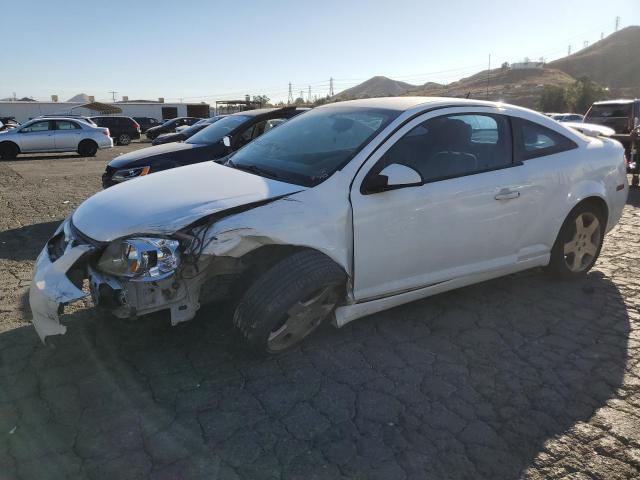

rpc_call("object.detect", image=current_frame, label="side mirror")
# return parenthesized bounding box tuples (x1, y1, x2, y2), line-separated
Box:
(364, 164, 422, 194)
(222, 136, 231, 148)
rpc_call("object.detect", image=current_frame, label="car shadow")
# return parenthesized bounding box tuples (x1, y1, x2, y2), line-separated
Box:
(0, 220, 60, 261)
(1, 268, 629, 479)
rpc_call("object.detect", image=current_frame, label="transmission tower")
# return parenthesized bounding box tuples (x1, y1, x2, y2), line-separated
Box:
(329, 77, 334, 96)
(615, 16, 620, 31)
(308, 85, 312, 103)
(287, 82, 293, 104)
(299, 90, 304, 103)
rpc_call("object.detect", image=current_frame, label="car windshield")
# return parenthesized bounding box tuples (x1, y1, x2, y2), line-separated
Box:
(227, 106, 399, 187)
(186, 115, 250, 144)
(588, 104, 632, 118)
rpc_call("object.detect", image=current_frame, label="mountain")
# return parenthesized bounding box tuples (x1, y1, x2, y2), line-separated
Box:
(66, 93, 91, 103)
(335, 76, 418, 99)
(549, 26, 640, 93)
(407, 67, 576, 108)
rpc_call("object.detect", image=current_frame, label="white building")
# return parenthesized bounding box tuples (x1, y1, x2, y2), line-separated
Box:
(511, 61, 544, 70)
(0, 100, 211, 123)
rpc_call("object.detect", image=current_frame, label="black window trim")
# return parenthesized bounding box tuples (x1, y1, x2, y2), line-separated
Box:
(361, 111, 517, 195)
(513, 116, 578, 161)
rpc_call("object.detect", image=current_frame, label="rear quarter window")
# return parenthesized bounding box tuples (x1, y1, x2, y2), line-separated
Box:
(513, 118, 578, 161)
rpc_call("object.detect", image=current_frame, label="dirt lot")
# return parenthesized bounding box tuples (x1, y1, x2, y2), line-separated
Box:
(1, 146, 640, 479)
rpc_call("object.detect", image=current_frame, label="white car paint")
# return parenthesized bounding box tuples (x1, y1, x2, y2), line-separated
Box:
(29, 97, 628, 343)
(564, 122, 616, 137)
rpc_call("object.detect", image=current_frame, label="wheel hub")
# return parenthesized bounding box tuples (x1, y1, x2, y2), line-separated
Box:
(563, 212, 601, 272)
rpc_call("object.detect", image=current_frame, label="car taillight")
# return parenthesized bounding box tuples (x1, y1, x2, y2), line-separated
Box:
(103, 128, 110, 136)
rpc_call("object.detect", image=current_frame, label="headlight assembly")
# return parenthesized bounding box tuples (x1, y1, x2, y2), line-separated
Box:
(111, 166, 150, 183)
(97, 237, 180, 281)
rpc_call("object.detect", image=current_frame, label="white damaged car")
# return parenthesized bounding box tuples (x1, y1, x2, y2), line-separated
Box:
(30, 98, 628, 353)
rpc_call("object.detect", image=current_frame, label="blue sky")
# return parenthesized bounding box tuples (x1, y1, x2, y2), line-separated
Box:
(1, 0, 638, 103)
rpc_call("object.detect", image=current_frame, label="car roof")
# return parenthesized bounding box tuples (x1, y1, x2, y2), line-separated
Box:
(29, 117, 88, 122)
(592, 99, 637, 105)
(315, 96, 514, 112)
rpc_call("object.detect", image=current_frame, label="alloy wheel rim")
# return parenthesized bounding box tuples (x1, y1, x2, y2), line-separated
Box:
(119, 135, 130, 144)
(563, 212, 601, 272)
(267, 286, 339, 351)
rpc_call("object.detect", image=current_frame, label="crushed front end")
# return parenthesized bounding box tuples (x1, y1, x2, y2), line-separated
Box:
(29, 218, 208, 343)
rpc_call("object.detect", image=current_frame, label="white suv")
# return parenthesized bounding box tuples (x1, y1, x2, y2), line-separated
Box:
(0, 117, 113, 159)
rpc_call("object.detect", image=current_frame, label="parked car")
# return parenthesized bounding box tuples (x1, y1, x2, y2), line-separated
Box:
(30, 97, 627, 354)
(152, 117, 224, 146)
(145, 117, 202, 140)
(0, 117, 19, 131)
(37, 114, 97, 126)
(90, 116, 141, 145)
(0, 117, 113, 159)
(585, 99, 640, 185)
(102, 107, 305, 187)
(551, 113, 584, 122)
(133, 117, 162, 133)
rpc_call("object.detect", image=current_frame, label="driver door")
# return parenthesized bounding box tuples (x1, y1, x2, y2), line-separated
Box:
(350, 108, 527, 301)
(17, 120, 55, 152)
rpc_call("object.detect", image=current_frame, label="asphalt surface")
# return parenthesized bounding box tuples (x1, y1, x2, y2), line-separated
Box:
(1, 144, 639, 479)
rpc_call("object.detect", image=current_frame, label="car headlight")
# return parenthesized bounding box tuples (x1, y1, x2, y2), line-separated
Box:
(111, 166, 150, 183)
(97, 237, 180, 281)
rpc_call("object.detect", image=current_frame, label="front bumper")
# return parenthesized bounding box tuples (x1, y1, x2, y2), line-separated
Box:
(29, 240, 93, 342)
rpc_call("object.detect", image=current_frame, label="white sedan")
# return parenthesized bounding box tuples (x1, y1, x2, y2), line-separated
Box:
(0, 117, 113, 159)
(30, 98, 628, 353)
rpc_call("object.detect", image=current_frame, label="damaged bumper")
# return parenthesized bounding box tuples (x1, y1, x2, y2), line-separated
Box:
(29, 242, 93, 342)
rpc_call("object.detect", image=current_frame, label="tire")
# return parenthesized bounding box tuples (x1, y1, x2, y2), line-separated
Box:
(547, 202, 605, 279)
(0, 142, 19, 160)
(233, 250, 346, 354)
(77, 139, 98, 157)
(117, 133, 131, 146)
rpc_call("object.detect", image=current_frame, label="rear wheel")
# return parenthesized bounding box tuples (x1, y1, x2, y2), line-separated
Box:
(547, 203, 605, 279)
(233, 250, 345, 354)
(0, 142, 19, 160)
(117, 133, 131, 146)
(77, 139, 98, 157)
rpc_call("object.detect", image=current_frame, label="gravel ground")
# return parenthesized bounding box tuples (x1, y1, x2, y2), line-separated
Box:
(1, 146, 639, 479)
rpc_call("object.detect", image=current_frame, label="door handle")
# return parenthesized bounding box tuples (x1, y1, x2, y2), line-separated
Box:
(494, 189, 520, 200)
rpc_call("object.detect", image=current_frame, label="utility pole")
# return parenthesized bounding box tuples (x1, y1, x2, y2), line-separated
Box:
(583, 40, 589, 49)
(287, 82, 293, 104)
(600, 32, 604, 40)
(108, 90, 117, 102)
(486, 54, 491, 99)
(308, 85, 312, 103)
(567, 45, 571, 55)
(329, 77, 334, 97)
(615, 16, 620, 32)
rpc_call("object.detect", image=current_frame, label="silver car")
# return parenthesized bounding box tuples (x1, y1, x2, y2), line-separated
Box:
(0, 117, 113, 159)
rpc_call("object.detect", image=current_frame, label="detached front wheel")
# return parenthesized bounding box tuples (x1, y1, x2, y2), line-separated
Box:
(547, 203, 605, 279)
(233, 250, 345, 354)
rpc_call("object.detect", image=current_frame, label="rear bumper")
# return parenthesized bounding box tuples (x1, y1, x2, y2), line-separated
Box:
(97, 137, 114, 149)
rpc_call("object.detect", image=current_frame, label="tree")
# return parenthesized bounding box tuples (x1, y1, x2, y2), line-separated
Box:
(294, 96, 305, 105)
(501, 61, 509, 71)
(252, 95, 270, 107)
(538, 85, 569, 112)
(567, 76, 606, 114)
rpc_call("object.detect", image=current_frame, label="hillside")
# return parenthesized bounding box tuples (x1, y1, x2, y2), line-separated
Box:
(549, 26, 640, 93)
(331, 26, 640, 108)
(66, 93, 90, 103)
(408, 67, 576, 108)
(335, 76, 418, 99)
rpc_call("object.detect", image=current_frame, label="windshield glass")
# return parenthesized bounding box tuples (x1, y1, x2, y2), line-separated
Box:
(228, 107, 398, 186)
(186, 115, 250, 145)
(587, 104, 631, 118)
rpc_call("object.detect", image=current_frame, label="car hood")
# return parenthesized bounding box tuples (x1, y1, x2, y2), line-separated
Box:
(108, 142, 204, 168)
(72, 161, 305, 242)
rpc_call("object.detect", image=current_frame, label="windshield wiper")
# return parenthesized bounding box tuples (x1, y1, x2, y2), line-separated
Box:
(226, 160, 281, 180)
